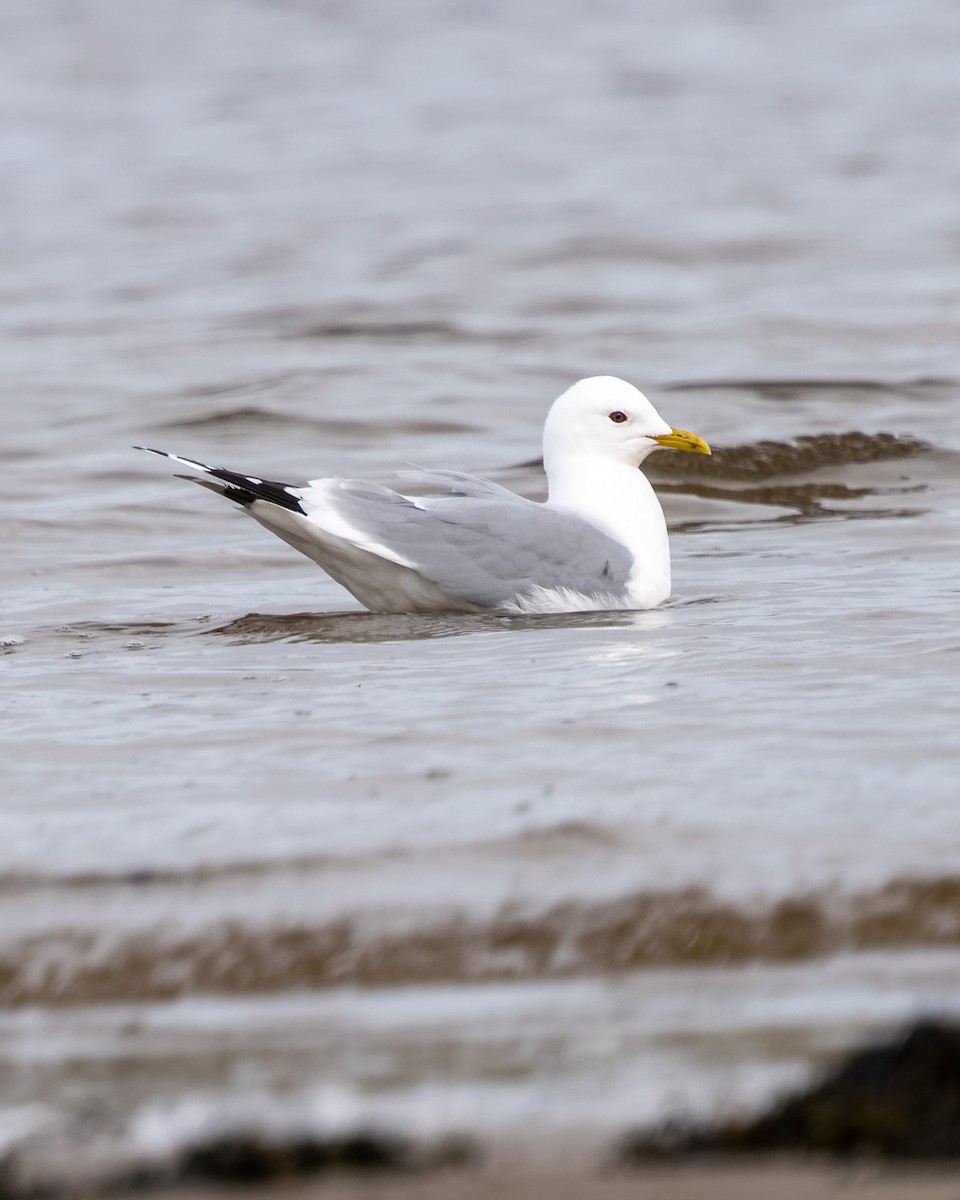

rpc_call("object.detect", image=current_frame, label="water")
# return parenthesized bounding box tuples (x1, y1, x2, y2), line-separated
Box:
(2, 0, 960, 1185)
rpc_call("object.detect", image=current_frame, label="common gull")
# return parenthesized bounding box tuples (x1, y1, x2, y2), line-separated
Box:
(137, 376, 710, 613)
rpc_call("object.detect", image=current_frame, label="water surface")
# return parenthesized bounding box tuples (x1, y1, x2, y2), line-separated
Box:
(2, 0, 960, 1185)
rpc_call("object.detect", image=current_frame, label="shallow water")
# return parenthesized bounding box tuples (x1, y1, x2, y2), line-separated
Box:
(2, 0, 960, 1185)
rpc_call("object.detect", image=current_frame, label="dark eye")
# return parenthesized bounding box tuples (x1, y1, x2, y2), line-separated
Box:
(608, 411, 628, 424)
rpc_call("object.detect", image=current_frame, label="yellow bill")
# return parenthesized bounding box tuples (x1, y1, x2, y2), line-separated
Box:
(652, 427, 711, 455)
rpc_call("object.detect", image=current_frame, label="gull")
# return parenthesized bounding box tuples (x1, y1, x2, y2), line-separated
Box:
(137, 376, 710, 614)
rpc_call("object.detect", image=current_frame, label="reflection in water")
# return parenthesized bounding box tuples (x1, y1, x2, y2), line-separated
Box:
(661, 480, 928, 527)
(208, 607, 672, 645)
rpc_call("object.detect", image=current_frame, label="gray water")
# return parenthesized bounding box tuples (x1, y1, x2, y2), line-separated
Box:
(2, 0, 960, 1185)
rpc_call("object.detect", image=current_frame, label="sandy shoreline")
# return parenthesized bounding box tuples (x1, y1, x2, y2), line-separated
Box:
(110, 1163, 960, 1200)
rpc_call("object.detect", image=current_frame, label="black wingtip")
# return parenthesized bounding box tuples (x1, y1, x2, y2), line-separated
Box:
(136, 447, 306, 514)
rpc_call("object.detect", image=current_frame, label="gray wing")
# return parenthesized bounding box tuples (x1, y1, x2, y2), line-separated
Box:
(301, 476, 634, 608)
(378, 468, 525, 502)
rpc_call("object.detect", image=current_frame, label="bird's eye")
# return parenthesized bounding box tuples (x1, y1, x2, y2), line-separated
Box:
(608, 411, 628, 424)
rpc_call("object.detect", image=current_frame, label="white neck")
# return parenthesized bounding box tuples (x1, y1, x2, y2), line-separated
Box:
(544, 452, 671, 607)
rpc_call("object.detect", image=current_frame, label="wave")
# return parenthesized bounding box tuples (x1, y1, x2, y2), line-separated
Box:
(153, 405, 477, 437)
(272, 313, 531, 345)
(6, 875, 960, 1007)
(648, 430, 928, 483)
(282, 318, 470, 341)
(664, 376, 957, 397)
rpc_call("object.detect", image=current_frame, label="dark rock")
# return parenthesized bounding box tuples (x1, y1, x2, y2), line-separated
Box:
(622, 1020, 960, 1161)
(179, 1130, 412, 1183)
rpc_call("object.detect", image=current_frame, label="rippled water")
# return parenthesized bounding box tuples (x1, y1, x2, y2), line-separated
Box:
(3, 0, 960, 1186)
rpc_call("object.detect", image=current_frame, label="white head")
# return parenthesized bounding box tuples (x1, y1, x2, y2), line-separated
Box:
(543, 376, 711, 471)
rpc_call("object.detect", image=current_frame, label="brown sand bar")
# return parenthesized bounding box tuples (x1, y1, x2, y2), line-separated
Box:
(113, 1165, 960, 1200)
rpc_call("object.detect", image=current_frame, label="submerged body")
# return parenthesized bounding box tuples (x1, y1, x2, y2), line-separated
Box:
(138, 377, 710, 613)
